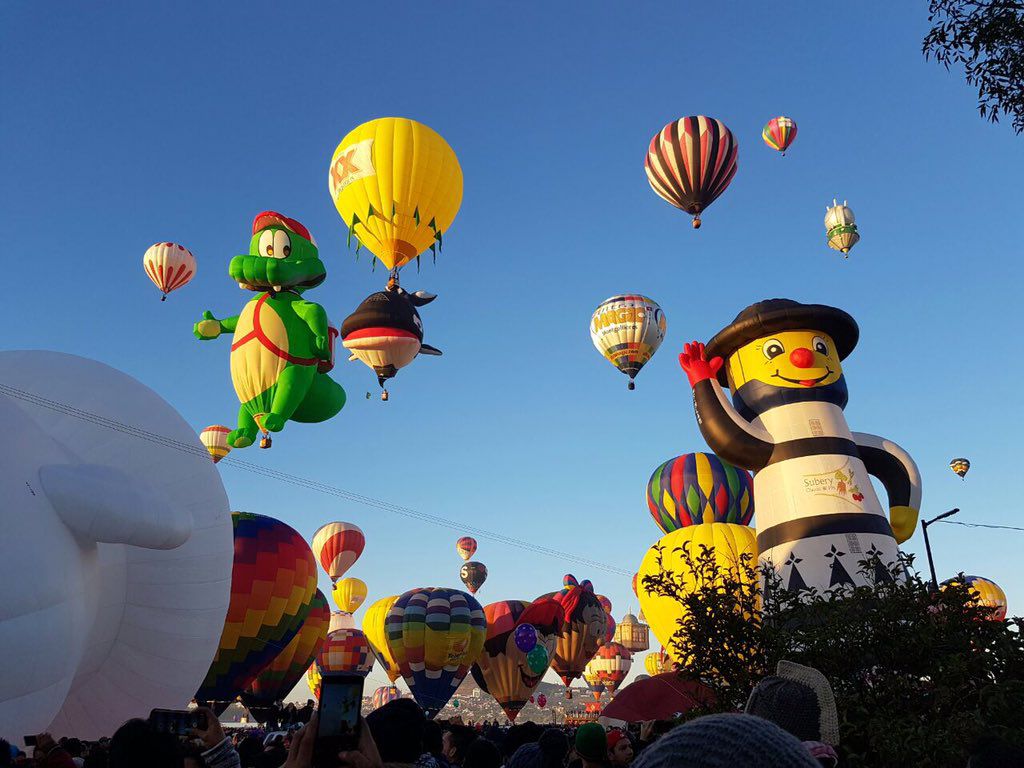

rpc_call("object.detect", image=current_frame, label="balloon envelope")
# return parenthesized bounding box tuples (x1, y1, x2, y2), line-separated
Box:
(333, 577, 368, 614)
(941, 575, 1007, 621)
(589, 642, 632, 695)
(200, 425, 232, 464)
(387, 587, 487, 717)
(456, 536, 478, 561)
(460, 561, 488, 594)
(312, 522, 365, 581)
(646, 452, 754, 532)
(143, 242, 196, 298)
(601, 673, 714, 723)
(319, 628, 374, 677)
(762, 116, 798, 154)
(949, 457, 970, 479)
(372, 685, 402, 710)
(538, 575, 608, 688)
(363, 595, 401, 683)
(197, 512, 319, 703)
(590, 295, 666, 390)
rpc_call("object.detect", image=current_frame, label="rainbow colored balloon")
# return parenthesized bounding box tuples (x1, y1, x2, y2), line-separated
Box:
(318, 628, 375, 677)
(306, 661, 321, 699)
(646, 452, 754, 533)
(197, 512, 318, 703)
(386, 587, 487, 717)
(762, 116, 798, 155)
(372, 685, 402, 710)
(243, 588, 330, 708)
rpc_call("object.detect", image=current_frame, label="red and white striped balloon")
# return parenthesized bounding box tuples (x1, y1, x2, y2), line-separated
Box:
(312, 522, 365, 580)
(143, 242, 196, 300)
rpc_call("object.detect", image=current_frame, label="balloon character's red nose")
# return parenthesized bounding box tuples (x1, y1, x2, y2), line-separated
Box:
(790, 347, 815, 368)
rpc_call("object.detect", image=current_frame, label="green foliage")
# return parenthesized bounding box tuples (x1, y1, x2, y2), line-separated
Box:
(923, 0, 1024, 133)
(642, 541, 1024, 767)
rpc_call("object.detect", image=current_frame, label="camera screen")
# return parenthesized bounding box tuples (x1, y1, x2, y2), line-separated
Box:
(318, 678, 362, 739)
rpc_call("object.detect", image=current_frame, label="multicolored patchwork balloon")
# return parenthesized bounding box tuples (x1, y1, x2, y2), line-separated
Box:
(646, 452, 754, 533)
(318, 628, 374, 677)
(197, 512, 318, 702)
(243, 588, 330, 708)
(363, 595, 401, 683)
(306, 661, 321, 699)
(386, 587, 487, 717)
(762, 116, 798, 155)
(371, 685, 402, 710)
(312, 522, 365, 580)
(589, 642, 632, 695)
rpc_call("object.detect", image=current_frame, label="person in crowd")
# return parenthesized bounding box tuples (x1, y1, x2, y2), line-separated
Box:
(235, 735, 263, 768)
(254, 734, 286, 768)
(441, 725, 477, 767)
(744, 661, 839, 767)
(29, 734, 78, 768)
(416, 721, 447, 768)
(572, 723, 607, 768)
(58, 738, 85, 768)
(0, 739, 12, 768)
(365, 699, 426, 767)
(507, 729, 569, 768)
(632, 714, 818, 768)
(461, 740, 501, 768)
(605, 730, 632, 766)
(501, 724, 542, 761)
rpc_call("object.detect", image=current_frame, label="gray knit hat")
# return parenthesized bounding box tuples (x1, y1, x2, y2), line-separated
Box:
(633, 714, 818, 768)
(744, 660, 840, 746)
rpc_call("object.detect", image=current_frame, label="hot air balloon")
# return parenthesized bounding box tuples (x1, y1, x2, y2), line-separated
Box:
(645, 116, 738, 229)
(341, 284, 443, 401)
(456, 537, 478, 561)
(312, 522, 365, 581)
(328, 117, 463, 274)
(538, 575, 608, 690)
(470, 599, 563, 722)
(613, 613, 650, 653)
(583, 663, 605, 701)
(950, 458, 971, 480)
(637, 524, 757, 664)
(762, 116, 798, 155)
(319, 628, 374, 677)
(199, 425, 232, 464)
(333, 577, 368, 614)
(590, 295, 666, 391)
(537, 693, 547, 708)
(590, 642, 632, 695)
(243, 589, 331, 716)
(386, 587, 487, 717)
(646, 452, 755, 533)
(631, 573, 639, 598)
(941, 575, 1007, 621)
(460, 561, 488, 594)
(306, 661, 322, 700)
(372, 685, 402, 710)
(363, 595, 401, 683)
(197, 512, 319, 704)
(143, 242, 196, 300)
(644, 649, 673, 677)
(825, 199, 860, 256)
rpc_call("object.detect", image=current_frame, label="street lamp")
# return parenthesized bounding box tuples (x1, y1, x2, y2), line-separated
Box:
(921, 508, 959, 590)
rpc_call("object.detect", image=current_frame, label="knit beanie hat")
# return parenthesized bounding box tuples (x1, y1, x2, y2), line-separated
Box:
(507, 743, 542, 768)
(633, 714, 819, 768)
(575, 723, 608, 761)
(744, 660, 840, 746)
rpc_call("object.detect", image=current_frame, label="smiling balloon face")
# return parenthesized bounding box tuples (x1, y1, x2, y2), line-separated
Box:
(727, 330, 843, 390)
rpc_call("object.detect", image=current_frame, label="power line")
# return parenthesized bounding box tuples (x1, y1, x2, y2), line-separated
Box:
(937, 520, 1024, 533)
(0, 382, 631, 576)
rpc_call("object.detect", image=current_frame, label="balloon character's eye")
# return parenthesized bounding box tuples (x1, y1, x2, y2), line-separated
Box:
(273, 230, 291, 260)
(258, 230, 274, 256)
(812, 336, 829, 356)
(763, 339, 785, 359)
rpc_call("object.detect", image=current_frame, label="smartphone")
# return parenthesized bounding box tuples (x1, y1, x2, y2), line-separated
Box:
(23, 735, 38, 748)
(315, 673, 364, 764)
(148, 708, 208, 736)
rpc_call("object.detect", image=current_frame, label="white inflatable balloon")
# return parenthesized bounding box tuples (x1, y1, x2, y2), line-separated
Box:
(0, 351, 232, 740)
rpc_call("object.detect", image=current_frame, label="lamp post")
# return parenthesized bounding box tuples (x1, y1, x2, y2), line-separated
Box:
(921, 508, 959, 590)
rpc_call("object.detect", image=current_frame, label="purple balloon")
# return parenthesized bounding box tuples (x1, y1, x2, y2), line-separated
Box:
(514, 623, 538, 653)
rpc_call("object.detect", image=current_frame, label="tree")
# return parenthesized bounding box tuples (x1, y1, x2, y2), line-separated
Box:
(923, 0, 1024, 133)
(642, 541, 1024, 767)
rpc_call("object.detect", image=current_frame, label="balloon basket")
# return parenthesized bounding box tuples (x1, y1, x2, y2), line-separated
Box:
(160, 295, 167, 302)
(692, 217, 702, 229)
(381, 389, 389, 402)
(259, 434, 272, 449)
(627, 380, 635, 391)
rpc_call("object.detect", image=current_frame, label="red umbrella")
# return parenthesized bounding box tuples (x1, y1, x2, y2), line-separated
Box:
(600, 673, 714, 723)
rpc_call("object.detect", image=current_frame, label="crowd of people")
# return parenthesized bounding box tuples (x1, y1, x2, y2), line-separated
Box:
(4, 661, 1022, 767)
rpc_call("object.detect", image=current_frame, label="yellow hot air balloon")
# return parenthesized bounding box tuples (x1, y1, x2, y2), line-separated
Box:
(637, 523, 757, 664)
(328, 118, 463, 272)
(363, 594, 401, 683)
(333, 577, 368, 614)
(199, 425, 231, 464)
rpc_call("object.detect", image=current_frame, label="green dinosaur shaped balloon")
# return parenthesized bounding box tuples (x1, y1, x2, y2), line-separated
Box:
(194, 211, 346, 448)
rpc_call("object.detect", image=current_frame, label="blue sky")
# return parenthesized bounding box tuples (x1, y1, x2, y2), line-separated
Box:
(3, 1, 1022, 697)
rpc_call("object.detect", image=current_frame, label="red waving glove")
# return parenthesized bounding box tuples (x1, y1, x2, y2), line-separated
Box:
(678, 341, 724, 388)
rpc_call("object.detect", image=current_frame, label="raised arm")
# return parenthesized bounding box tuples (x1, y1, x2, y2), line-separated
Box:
(193, 310, 239, 340)
(852, 432, 922, 543)
(680, 342, 774, 472)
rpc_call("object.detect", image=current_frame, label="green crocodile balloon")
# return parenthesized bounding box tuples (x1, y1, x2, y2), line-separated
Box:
(193, 211, 346, 448)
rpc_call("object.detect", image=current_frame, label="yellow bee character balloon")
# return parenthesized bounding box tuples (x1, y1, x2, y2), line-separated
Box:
(328, 118, 463, 271)
(333, 577, 368, 614)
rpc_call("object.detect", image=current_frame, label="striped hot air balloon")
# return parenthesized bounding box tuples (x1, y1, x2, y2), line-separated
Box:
(590, 295, 667, 390)
(456, 536, 477, 561)
(762, 116, 798, 155)
(199, 425, 231, 464)
(645, 116, 738, 228)
(243, 589, 330, 711)
(950, 457, 971, 480)
(582, 663, 605, 701)
(364, 595, 401, 683)
(644, 648, 673, 676)
(319, 628, 374, 677)
(646, 452, 754, 533)
(372, 685, 402, 710)
(386, 587, 487, 717)
(312, 522, 365, 581)
(589, 642, 632, 695)
(197, 512, 318, 703)
(143, 242, 196, 300)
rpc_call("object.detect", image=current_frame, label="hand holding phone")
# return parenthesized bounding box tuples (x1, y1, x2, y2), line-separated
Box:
(314, 673, 364, 766)
(148, 708, 208, 737)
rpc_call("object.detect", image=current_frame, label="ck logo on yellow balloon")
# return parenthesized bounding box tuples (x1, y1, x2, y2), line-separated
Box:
(802, 462, 865, 506)
(329, 138, 376, 198)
